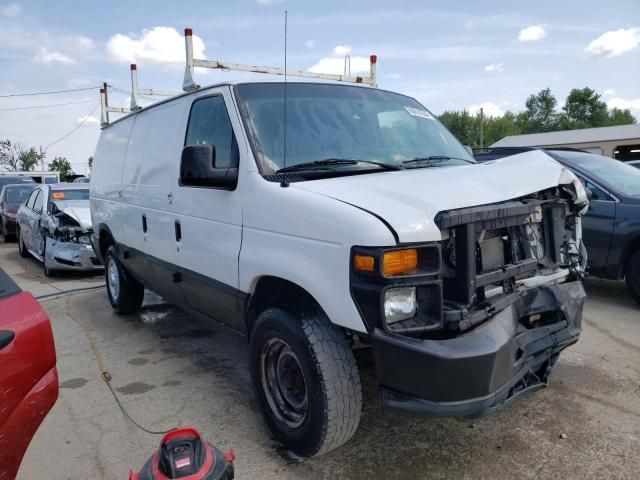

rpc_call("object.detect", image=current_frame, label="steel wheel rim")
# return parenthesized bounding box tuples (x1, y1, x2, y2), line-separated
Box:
(107, 257, 120, 301)
(260, 337, 308, 428)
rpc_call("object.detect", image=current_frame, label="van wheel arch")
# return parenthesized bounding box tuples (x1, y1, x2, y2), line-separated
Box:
(98, 225, 115, 260)
(246, 276, 325, 337)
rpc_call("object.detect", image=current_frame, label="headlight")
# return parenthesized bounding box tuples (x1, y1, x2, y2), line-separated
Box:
(77, 234, 91, 244)
(384, 287, 417, 324)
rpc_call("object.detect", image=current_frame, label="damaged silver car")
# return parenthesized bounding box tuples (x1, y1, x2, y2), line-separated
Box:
(16, 184, 102, 277)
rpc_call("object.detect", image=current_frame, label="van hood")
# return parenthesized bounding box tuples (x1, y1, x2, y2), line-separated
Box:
(53, 201, 93, 231)
(291, 150, 583, 243)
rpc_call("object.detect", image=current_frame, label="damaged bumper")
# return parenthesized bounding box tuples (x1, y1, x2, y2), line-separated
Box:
(373, 280, 585, 418)
(44, 237, 103, 271)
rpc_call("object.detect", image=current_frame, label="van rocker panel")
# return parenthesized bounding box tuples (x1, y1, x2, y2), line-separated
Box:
(372, 280, 585, 417)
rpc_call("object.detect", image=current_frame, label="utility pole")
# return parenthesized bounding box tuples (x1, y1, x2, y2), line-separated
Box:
(479, 107, 484, 149)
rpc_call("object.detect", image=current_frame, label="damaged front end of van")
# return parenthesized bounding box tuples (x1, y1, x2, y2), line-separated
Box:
(350, 168, 589, 418)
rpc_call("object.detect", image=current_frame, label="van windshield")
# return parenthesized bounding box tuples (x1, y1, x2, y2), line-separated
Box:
(234, 83, 474, 176)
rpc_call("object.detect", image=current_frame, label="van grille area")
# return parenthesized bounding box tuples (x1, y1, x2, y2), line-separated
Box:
(436, 194, 573, 332)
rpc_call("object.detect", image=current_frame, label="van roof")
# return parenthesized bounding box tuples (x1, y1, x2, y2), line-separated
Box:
(101, 79, 379, 129)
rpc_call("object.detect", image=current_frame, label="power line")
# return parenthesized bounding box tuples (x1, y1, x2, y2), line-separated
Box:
(44, 102, 100, 152)
(0, 99, 94, 112)
(0, 86, 99, 98)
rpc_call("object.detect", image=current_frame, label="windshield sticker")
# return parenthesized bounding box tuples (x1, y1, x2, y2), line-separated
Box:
(404, 106, 434, 120)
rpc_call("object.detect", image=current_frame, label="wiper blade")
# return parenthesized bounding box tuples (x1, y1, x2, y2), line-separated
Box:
(403, 155, 471, 166)
(277, 158, 402, 174)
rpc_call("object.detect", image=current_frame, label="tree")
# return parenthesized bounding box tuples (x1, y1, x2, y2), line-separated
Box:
(438, 110, 480, 147)
(0, 139, 20, 170)
(88, 156, 93, 171)
(607, 108, 636, 126)
(48, 157, 74, 181)
(560, 87, 608, 129)
(17, 147, 42, 171)
(522, 88, 558, 133)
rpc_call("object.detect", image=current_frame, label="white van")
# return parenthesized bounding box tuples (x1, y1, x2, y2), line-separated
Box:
(91, 80, 589, 456)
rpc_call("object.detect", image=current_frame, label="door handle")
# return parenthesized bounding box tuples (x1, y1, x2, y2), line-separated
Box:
(174, 220, 181, 242)
(142, 214, 147, 233)
(0, 330, 15, 350)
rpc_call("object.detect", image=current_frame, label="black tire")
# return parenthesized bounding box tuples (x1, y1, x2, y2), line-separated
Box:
(0, 221, 6, 243)
(17, 227, 29, 258)
(626, 250, 640, 305)
(104, 245, 144, 314)
(249, 306, 362, 457)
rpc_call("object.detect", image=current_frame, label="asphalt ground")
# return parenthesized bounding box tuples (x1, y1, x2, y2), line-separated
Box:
(2, 242, 638, 480)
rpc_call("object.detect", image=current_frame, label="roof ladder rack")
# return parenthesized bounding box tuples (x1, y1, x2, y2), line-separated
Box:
(100, 65, 180, 126)
(182, 27, 378, 92)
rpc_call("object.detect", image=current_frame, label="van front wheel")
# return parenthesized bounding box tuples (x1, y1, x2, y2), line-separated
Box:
(105, 246, 144, 314)
(249, 307, 362, 457)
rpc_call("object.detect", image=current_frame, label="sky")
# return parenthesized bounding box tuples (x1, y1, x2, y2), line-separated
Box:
(0, 0, 639, 173)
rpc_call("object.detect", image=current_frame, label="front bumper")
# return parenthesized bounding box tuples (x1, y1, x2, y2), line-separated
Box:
(373, 280, 585, 418)
(44, 237, 103, 271)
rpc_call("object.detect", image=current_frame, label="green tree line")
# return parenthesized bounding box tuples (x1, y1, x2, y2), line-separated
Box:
(0, 139, 75, 180)
(438, 87, 637, 149)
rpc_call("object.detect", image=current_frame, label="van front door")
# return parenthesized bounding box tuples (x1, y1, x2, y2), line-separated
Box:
(172, 89, 244, 332)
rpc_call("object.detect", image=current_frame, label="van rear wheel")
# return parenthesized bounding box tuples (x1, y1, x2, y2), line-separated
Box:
(626, 251, 640, 305)
(249, 307, 362, 457)
(105, 246, 144, 314)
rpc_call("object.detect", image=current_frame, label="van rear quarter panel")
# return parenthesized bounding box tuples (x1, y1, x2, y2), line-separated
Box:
(91, 117, 135, 243)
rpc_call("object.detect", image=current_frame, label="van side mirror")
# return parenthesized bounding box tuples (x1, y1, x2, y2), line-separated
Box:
(179, 145, 238, 189)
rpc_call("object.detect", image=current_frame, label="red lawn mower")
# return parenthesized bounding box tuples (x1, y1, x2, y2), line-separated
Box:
(129, 428, 235, 480)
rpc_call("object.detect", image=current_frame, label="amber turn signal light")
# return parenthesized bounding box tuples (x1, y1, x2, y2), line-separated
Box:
(354, 254, 375, 272)
(383, 249, 418, 276)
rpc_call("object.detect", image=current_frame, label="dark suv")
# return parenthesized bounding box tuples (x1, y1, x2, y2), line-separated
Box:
(475, 147, 640, 304)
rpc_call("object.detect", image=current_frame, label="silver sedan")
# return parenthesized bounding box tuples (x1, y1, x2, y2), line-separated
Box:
(16, 184, 103, 276)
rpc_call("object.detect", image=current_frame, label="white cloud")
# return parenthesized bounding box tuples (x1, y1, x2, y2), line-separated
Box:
(603, 88, 616, 96)
(585, 28, 640, 58)
(257, 0, 283, 4)
(333, 44, 352, 56)
(0, 3, 21, 16)
(607, 96, 640, 114)
(468, 102, 505, 117)
(385, 73, 401, 80)
(32, 47, 76, 65)
(309, 56, 370, 75)
(72, 36, 94, 50)
(484, 62, 505, 72)
(305, 40, 316, 48)
(107, 27, 205, 66)
(77, 114, 100, 126)
(518, 25, 546, 42)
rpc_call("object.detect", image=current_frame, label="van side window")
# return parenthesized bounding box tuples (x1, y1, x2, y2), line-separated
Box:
(32, 190, 43, 213)
(185, 96, 238, 169)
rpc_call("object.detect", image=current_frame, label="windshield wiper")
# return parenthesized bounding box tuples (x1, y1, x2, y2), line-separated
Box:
(403, 155, 472, 167)
(277, 158, 402, 174)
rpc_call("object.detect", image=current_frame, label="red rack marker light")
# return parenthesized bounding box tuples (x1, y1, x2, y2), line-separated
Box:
(100, 88, 106, 94)
(130, 64, 137, 70)
(370, 55, 378, 64)
(185, 28, 193, 36)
